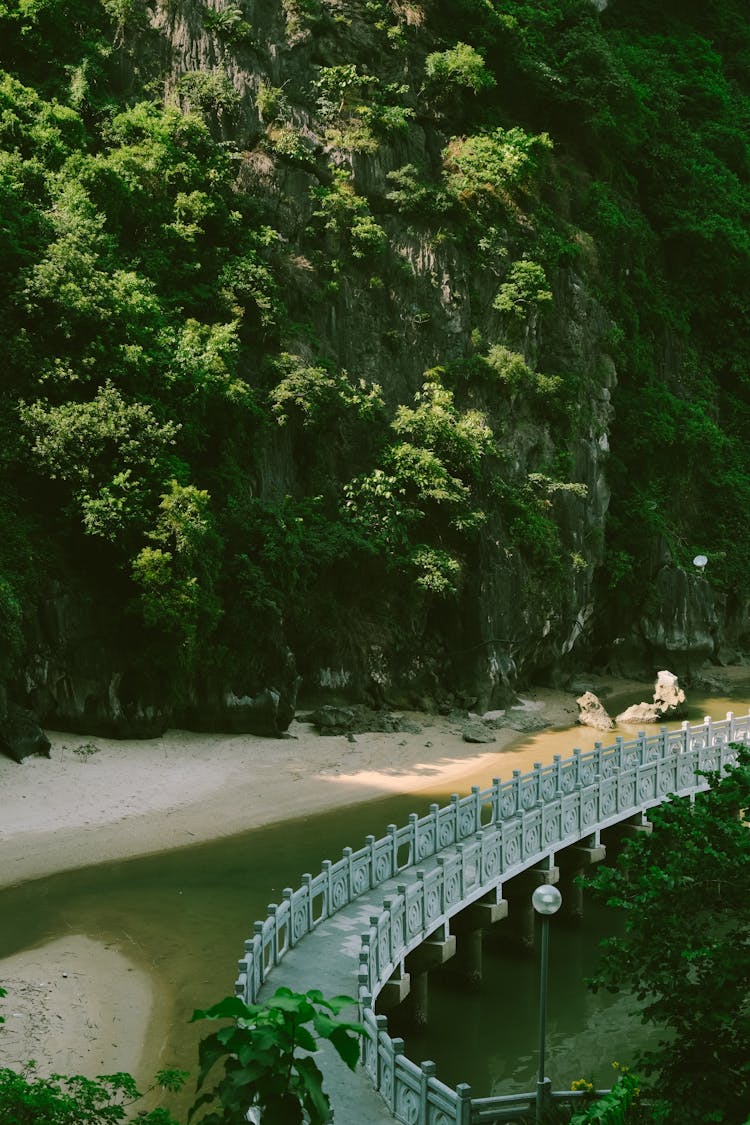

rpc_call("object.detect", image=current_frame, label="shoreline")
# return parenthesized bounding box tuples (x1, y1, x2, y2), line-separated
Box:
(0, 686, 589, 893)
(2, 671, 748, 1093)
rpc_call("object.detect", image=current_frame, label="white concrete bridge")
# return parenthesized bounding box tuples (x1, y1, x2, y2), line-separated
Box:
(234, 711, 750, 1124)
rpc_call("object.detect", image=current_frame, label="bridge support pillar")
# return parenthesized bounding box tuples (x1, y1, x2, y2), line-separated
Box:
(504, 865, 560, 950)
(604, 813, 653, 857)
(377, 964, 410, 1012)
(452, 927, 483, 987)
(557, 840, 606, 921)
(403, 969, 429, 1028)
(448, 894, 508, 986)
(402, 926, 456, 1028)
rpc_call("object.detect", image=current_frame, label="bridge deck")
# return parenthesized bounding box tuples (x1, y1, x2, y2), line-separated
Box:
(257, 851, 449, 1122)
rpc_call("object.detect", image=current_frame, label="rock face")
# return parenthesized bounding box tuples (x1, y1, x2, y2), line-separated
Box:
(0, 704, 51, 763)
(576, 691, 614, 732)
(3, 2, 748, 737)
(616, 670, 687, 726)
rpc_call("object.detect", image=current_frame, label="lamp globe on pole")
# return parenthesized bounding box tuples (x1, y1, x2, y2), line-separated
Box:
(532, 884, 562, 1124)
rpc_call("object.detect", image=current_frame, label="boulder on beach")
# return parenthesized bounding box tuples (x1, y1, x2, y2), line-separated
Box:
(616, 670, 687, 725)
(576, 691, 614, 732)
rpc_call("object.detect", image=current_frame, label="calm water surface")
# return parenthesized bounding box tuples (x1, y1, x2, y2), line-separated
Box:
(1, 690, 746, 1105)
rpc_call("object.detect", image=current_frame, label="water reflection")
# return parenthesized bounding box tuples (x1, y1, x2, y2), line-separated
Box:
(387, 896, 662, 1095)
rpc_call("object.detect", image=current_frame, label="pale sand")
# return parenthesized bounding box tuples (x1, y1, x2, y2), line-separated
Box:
(2, 672, 746, 1093)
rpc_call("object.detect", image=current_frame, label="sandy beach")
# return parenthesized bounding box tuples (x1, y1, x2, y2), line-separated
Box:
(1, 672, 747, 1101)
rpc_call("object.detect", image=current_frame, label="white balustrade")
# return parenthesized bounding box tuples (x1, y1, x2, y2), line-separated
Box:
(233, 712, 750, 1123)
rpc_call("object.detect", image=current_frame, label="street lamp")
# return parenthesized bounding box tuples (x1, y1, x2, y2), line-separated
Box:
(532, 883, 562, 1124)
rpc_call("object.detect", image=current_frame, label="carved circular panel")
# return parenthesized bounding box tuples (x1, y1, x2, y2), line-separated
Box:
(381, 1060, 393, 1102)
(332, 878, 347, 910)
(353, 867, 369, 895)
(439, 822, 454, 848)
(545, 815, 560, 843)
(293, 906, 308, 942)
(619, 780, 635, 807)
(396, 1087, 419, 1124)
(426, 888, 440, 920)
(639, 776, 654, 800)
(459, 811, 474, 837)
(500, 793, 516, 818)
(483, 842, 501, 878)
(375, 856, 391, 883)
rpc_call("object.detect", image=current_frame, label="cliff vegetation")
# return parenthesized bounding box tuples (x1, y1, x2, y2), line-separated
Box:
(1, 0, 749, 732)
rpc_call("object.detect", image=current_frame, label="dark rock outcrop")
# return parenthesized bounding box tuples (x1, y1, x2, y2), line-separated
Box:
(0, 704, 51, 763)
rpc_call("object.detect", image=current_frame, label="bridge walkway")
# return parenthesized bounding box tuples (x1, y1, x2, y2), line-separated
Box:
(256, 841, 459, 1122)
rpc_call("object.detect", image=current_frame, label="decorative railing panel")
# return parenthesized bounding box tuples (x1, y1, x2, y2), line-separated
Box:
(234, 712, 750, 1124)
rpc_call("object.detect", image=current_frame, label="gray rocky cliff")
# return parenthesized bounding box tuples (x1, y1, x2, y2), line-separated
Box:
(7, 0, 748, 740)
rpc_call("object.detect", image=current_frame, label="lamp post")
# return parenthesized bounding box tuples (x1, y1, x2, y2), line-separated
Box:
(532, 883, 562, 1124)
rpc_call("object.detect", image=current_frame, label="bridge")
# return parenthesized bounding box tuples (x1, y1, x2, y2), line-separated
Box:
(234, 711, 750, 1123)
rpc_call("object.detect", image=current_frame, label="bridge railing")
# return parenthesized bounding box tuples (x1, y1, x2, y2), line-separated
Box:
(235, 712, 749, 1012)
(357, 721, 748, 1123)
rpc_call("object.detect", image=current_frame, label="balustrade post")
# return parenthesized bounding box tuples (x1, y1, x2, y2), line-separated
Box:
(390, 1038, 405, 1113)
(573, 748, 582, 786)
(456, 1083, 472, 1125)
(420, 1061, 437, 1123)
(534, 763, 542, 805)
(366, 835, 377, 889)
(493, 778, 501, 825)
(360, 935, 372, 994)
(471, 785, 481, 833)
(593, 743, 603, 779)
(282, 888, 293, 946)
(512, 770, 522, 814)
(614, 736, 623, 771)
(388, 823, 398, 874)
(375, 1012, 388, 1078)
(430, 803, 440, 855)
(253, 921, 265, 981)
(553, 755, 562, 795)
(322, 860, 333, 918)
(727, 711, 735, 743)
(450, 795, 460, 842)
(436, 856, 447, 913)
(658, 726, 667, 759)
(343, 847, 353, 902)
(456, 843, 466, 902)
(682, 719, 690, 754)
(409, 812, 419, 865)
(301, 873, 313, 929)
(704, 714, 713, 753)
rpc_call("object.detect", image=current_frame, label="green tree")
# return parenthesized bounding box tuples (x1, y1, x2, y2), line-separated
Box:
(586, 748, 750, 1124)
(189, 988, 364, 1125)
(0, 1062, 186, 1125)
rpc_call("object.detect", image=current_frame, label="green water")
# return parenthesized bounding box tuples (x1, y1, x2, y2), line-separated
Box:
(1, 689, 747, 1106)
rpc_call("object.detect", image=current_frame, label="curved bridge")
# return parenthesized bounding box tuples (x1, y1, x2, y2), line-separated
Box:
(235, 712, 750, 1123)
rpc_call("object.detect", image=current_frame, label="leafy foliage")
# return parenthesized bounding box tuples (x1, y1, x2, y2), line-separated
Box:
(585, 748, 750, 1124)
(0, 1062, 186, 1125)
(424, 42, 496, 95)
(569, 1066, 643, 1125)
(189, 988, 364, 1125)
